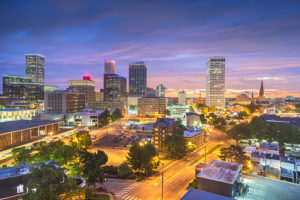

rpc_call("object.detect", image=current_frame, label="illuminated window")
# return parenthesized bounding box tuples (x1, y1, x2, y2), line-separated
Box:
(17, 184, 24, 193)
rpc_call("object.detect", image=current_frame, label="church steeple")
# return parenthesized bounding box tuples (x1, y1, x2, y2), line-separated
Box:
(259, 80, 264, 97)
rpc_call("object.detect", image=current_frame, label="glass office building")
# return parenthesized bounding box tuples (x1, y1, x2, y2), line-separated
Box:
(206, 57, 225, 108)
(129, 62, 147, 97)
(26, 54, 45, 84)
(104, 74, 127, 102)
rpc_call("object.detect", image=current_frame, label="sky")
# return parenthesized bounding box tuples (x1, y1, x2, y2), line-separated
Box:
(0, 0, 300, 97)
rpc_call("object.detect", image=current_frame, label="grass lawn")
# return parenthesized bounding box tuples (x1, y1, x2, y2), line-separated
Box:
(87, 194, 110, 200)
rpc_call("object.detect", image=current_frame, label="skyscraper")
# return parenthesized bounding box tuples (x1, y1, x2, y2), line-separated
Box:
(104, 59, 115, 74)
(25, 54, 45, 84)
(206, 57, 225, 108)
(156, 84, 166, 97)
(129, 62, 147, 97)
(69, 74, 95, 104)
(103, 74, 127, 102)
(178, 90, 186, 105)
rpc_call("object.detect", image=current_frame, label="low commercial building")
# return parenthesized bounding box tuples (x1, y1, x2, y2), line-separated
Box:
(280, 157, 300, 183)
(184, 127, 204, 148)
(138, 97, 167, 117)
(152, 118, 175, 150)
(258, 142, 279, 155)
(0, 160, 61, 200)
(0, 108, 36, 123)
(88, 101, 126, 114)
(180, 188, 233, 200)
(196, 160, 243, 198)
(73, 109, 104, 128)
(45, 90, 86, 113)
(0, 120, 62, 150)
(167, 104, 190, 121)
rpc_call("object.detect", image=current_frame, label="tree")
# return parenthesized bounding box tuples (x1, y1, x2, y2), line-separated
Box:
(111, 108, 123, 121)
(118, 162, 132, 178)
(218, 145, 250, 170)
(162, 134, 187, 159)
(12, 147, 33, 165)
(174, 120, 186, 136)
(295, 104, 300, 113)
(165, 109, 171, 116)
(98, 109, 111, 127)
(126, 142, 159, 175)
(202, 106, 209, 115)
(70, 131, 92, 150)
(210, 106, 217, 113)
(237, 111, 249, 120)
(80, 150, 108, 189)
(244, 103, 257, 114)
(200, 114, 207, 124)
(227, 123, 251, 144)
(23, 162, 80, 200)
(189, 106, 195, 112)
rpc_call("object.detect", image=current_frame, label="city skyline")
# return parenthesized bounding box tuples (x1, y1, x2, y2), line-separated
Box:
(0, 0, 300, 97)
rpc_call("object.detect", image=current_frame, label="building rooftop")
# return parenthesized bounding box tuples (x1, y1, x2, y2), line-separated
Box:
(0, 120, 62, 134)
(280, 156, 296, 164)
(184, 127, 202, 137)
(180, 188, 233, 200)
(0, 108, 34, 112)
(197, 160, 242, 185)
(154, 118, 175, 128)
(186, 112, 200, 117)
(261, 114, 300, 129)
(0, 160, 59, 180)
(259, 142, 279, 151)
(251, 152, 266, 158)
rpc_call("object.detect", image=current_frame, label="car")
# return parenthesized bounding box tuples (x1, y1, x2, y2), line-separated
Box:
(96, 187, 108, 192)
(91, 135, 97, 140)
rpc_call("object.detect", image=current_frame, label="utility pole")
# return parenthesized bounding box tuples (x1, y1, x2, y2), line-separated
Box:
(161, 163, 164, 200)
(205, 145, 207, 164)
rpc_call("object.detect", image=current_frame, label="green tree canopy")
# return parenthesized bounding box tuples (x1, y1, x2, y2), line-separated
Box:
(218, 145, 250, 170)
(80, 150, 108, 189)
(12, 147, 34, 165)
(23, 162, 80, 200)
(126, 142, 159, 175)
(98, 109, 111, 127)
(111, 108, 123, 121)
(118, 162, 132, 178)
(70, 131, 92, 150)
(162, 134, 187, 159)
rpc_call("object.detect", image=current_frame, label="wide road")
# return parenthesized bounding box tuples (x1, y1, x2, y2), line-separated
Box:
(106, 141, 222, 200)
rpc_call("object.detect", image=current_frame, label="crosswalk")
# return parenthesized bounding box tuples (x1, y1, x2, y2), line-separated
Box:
(114, 182, 141, 200)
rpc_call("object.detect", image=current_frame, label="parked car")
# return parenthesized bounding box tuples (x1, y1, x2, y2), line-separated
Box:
(91, 135, 97, 140)
(96, 187, 108, 192)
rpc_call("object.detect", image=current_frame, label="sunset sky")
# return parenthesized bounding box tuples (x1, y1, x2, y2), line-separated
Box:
(1, 0, 300, 97)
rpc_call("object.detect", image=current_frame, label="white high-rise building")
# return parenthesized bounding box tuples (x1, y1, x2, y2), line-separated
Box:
(178, 90, 186, 105)
(206, 57, 225, 108)
(104, 59, 115, 74)
(156, 84, 166, 97)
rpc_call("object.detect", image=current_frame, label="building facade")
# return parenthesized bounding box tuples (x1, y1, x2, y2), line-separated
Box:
(45, 91, 86, 113)
(88, 101, 126, 113)
(129, 62, 147, 99)
(69, 75, 95, 104)
(3, 75, 44, 102)
(25, 54, 45, 84)
(178, 90, 187, 105)
(153, 118, 175, 150)
(137, 97, 167, 117)
(0, 108, 36, 123)
(104, 59, 116, 74)
(103, 74, 127, 102)
(206, 57, 225, 108)
(236, 94, 250, 105)
(156, 84, 166, 97)
(0, 120, 61, 150)
(184, 127, 204, 148)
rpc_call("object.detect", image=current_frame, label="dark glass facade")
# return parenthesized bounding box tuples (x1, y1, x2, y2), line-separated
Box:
(129, 62, 147, 97)
(104, 74, 127, 102)
(3, 75, 44, 102)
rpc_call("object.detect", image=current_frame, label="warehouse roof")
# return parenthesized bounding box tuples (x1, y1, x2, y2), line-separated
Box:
(0, 120, 61, 134)
(180, 188, 233, 200)
(197, 160, 242, 184)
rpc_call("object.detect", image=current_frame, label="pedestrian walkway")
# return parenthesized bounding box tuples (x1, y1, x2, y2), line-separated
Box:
(114, 182, 141, 200)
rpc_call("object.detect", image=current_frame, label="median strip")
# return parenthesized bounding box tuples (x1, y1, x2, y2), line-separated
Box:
(189, 144, 222, 166)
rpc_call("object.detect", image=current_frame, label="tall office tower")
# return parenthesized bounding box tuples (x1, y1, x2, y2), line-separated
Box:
(258, 80, 266, 102)
(129, 62, 147, 97)
(156, 84, 166, 97)
(25, 54, 45, 84)
(3, 75, 44, 101)
(69, 74, 95, 104)
(103, 74, 127, 102)
(104, 59, 116, 74)
(206, 57, 225, 108)
(178, 90, 186, 105)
